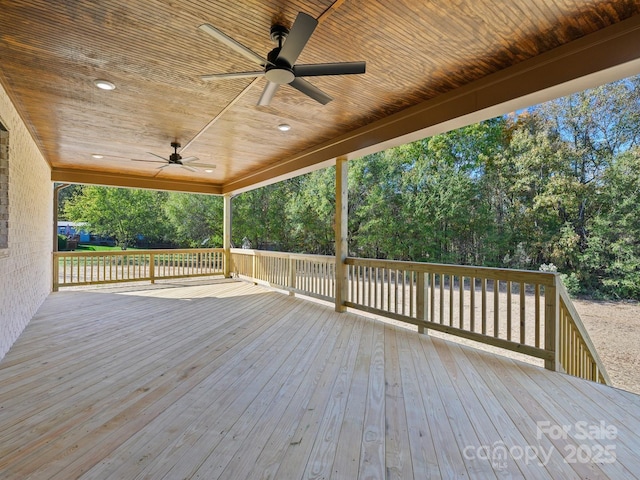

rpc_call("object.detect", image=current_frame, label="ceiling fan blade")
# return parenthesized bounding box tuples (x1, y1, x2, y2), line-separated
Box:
(180, 156, 200, 164)
(181, 165, 197, 172)
(157, 164, 170, 170)
(257, 81, 280, 106)
(198, 23, 271, 67)
(289, 77, 332, 105)
(294, 61, 366, 77)
(201, 71, 265, 81)
(131, 158, 166, 164)
(277, 12, 317, 66)
(147, 152, 169, 162)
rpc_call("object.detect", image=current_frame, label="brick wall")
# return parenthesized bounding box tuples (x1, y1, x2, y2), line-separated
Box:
(0, 82, 52, 360)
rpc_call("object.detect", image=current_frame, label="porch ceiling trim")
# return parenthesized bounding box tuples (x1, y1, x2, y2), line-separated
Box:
(51, 168, 222, 195)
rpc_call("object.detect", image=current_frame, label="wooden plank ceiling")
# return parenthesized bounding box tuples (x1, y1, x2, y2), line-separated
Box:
(1, 1, 640, 194)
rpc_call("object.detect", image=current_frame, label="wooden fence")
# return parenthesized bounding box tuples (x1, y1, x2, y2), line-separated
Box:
(53, 248, 224, 290)
(230, 249, 335, 302)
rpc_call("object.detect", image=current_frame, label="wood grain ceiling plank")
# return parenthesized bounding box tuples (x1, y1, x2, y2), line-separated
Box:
(2, 0, 640, 192)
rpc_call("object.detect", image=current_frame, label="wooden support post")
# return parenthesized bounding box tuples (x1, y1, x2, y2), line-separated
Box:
(52, 254, 59, 292)
(288, 256, 296, 296)
(149, 252, 155, 284)
(544, 277, 560, 371)
(252, 254, 257, 282)
(223, 193, 232, 278)
(335, 156, 348, 312)
(52, 183, 70, 292)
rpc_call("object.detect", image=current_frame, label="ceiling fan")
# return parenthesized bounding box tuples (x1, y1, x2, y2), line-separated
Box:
(132, 142, 216, 172)
(198, 12, 366, 106)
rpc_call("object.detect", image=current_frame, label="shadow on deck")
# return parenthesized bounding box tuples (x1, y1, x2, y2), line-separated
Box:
(0, 278, 638, 479)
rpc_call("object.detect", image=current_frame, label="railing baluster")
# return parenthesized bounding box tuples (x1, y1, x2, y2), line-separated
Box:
(439, 274, 444, 324)
(401, 270, 406, 316)
(449, 274, 454, 327)
(481, 278, 487, 335)
(494, 280, 500, 338)
(395, 269, 400, 314)
(519, 282, 526, 344)
(384, 269, 388, 311)
(409, 270, 414, 318)
(430, 273, 435, 325)
(535, 284, 541, 348)
(459, 275, 464, 329)
(470, 276, 475, 332)
(506, 281, 512, 341)
(374, 267, 379, 309)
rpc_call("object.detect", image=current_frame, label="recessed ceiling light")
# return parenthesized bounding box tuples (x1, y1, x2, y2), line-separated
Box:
(277, 123, 291, 132)
(93, 79, 116, 90)
(91, 154, 104, 159)
(204, 169, 214, 173)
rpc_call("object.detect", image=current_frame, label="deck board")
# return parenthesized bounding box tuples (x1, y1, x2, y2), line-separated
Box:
(0, 278, 639, 479)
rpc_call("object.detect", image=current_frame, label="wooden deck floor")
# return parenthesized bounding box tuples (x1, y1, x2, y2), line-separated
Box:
(1, 278, 639, 479)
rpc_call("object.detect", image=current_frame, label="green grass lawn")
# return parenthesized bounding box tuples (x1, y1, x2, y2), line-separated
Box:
(75, 245, 141, 252)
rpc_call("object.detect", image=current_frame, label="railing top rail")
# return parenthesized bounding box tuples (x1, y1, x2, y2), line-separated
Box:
(346, 257, 557, 285)
(54, 248, 224, 258)
(557, 282, 611, 384)
(230, 248, 334, 262)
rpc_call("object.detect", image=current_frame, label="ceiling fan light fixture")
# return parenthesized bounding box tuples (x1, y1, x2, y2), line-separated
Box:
(93, 79, 116, 90)
(278, 123, 291, 131)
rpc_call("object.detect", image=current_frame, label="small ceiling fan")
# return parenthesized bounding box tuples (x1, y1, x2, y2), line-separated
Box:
(198, 12, 366, 106)
(132, 142, 216, 172)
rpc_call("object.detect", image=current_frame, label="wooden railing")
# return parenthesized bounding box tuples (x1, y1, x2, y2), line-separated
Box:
(53, 248, 224, 290)
(558, 283, 611, 384)
(230, 251, 608, 384)
(230, 249, 335, 302)
(53, 247, 610, 384)
(345, 257, 556, 361)
(344, 257, 609, 384)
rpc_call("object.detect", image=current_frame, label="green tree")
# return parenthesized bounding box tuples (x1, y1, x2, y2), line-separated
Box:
(582, 150, 640, 298)
(232, 182, 296, 250)
(56, 184, 83, 220)
(64, 186, 170, 248)
(527, 79, 640, 262)
(287, 167, 336, 254)
(164, 193, 223, 247)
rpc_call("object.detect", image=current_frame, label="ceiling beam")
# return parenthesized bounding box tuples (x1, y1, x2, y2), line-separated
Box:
(51, 168, 222, 195)
(222, 13, 640, 194)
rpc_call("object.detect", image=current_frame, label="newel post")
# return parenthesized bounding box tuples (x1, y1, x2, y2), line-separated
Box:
(149, 252, 155, 284)
(288, 256, 296, 296)
(335, 156, 348, 312)
(53, 183, 70, 292)
(52, 254, 60, 292)
(544, 275, 560, 371)
(223, 193, 232, 278)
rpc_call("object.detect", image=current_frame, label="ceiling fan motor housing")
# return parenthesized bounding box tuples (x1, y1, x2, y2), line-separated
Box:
(265, 56, 295, 84)
(265, 25, 295, 84)
(170, 142, 182, 164)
